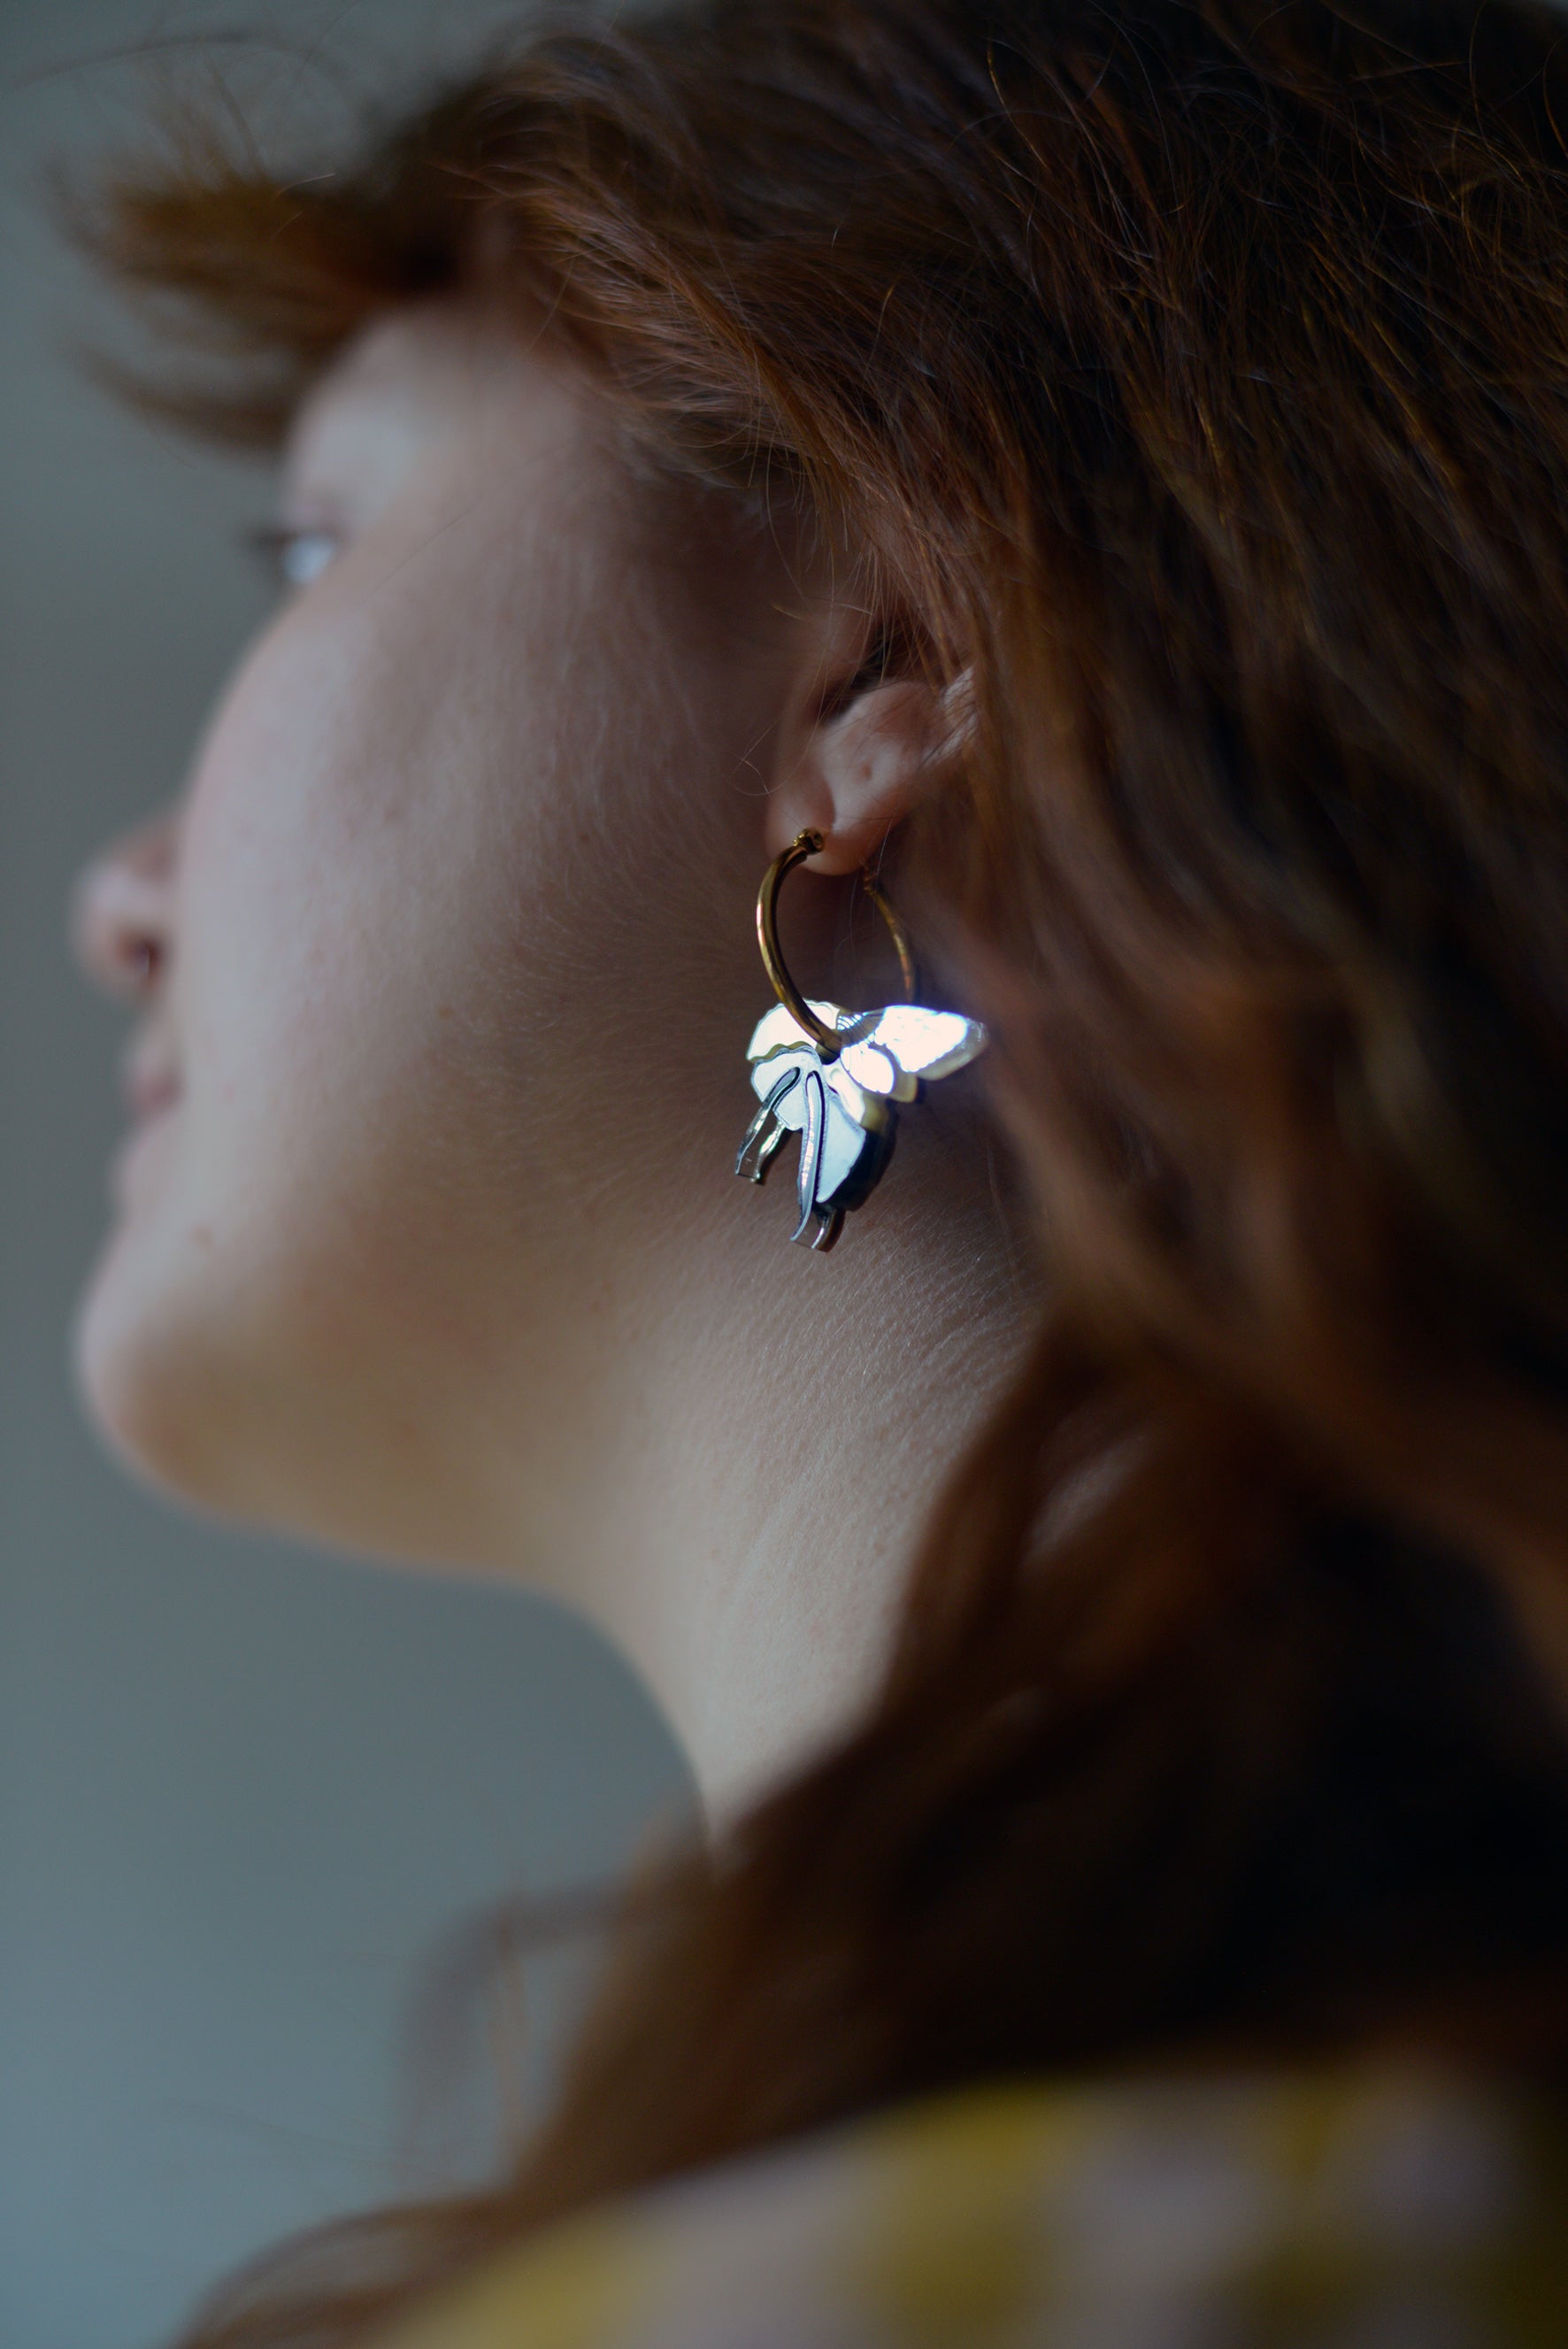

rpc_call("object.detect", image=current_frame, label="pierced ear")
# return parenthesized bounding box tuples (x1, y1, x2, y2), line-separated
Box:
(767, 663, 975, 877)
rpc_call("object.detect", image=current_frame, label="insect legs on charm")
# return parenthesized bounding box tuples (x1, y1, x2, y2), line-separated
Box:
(735, 1068, 797, 1185)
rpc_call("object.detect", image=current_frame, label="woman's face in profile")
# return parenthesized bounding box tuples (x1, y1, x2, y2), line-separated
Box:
(69, 303, 822, 1578)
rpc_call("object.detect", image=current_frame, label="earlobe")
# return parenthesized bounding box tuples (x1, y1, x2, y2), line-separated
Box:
(766, 668, 971, 875)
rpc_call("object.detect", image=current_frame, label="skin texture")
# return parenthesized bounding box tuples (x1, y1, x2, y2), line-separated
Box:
(71, 304, 1026, 1817)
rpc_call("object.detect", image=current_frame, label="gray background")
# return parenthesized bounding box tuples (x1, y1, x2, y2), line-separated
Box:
(0, 7, 690, 2346)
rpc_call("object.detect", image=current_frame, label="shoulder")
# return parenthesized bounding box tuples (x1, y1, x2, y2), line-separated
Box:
(375, 2068, 1568, 2349)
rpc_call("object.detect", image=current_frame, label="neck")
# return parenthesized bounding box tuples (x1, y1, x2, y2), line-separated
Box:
(503, 1113, 1030, 1822)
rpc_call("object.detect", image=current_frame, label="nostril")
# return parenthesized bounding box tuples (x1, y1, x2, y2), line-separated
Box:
(128, 938, 161, 994)
(72, 855, 173, 999)
(71, 804, 181, 998)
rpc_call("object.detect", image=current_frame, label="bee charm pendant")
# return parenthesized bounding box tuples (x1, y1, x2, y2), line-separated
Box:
(736, 997, 988, 1250)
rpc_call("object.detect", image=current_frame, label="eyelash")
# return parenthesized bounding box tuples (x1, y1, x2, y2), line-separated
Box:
(244, 525, 341, 590)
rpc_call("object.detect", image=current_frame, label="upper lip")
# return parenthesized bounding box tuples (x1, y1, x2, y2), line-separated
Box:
(120, 1033, 182, 1123)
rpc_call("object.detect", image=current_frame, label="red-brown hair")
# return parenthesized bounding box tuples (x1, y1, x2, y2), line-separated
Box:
(82, 0, 1568, 2338)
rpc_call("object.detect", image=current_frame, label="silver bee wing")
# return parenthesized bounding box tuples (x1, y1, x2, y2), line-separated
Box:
(746, 999, 850, 1068)
(836, 1005, 988, 1098)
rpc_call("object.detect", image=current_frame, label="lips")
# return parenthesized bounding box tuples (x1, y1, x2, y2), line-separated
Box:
(119, 1034, 182, 1125)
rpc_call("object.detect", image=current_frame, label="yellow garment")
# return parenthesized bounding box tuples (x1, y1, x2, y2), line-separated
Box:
(377, 2069, 1568, 2347)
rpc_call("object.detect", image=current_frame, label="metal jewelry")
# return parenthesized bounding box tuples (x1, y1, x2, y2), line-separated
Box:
(735, 829, 988, 1252)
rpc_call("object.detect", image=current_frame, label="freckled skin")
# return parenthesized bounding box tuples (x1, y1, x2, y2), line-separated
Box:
(71, 304, 1026, 1814)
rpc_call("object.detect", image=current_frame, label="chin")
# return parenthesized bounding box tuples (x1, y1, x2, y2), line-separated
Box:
(73, 1229, 244, 1520)
(71, 1190, 498, 1572)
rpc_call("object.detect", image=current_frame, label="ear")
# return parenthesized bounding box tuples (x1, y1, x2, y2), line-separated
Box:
(767, 655, 974, 878)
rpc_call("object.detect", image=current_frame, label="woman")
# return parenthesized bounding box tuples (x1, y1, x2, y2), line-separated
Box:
(69, 0, 1568, 2339)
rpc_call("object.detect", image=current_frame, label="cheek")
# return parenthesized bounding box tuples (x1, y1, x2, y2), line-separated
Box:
(179, 644, 451, 1247)
(77, 583, 543, 1507)
(73, 451, 776, 1540)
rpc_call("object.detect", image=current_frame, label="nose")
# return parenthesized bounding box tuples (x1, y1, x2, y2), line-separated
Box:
(71, 803, 181, 1001)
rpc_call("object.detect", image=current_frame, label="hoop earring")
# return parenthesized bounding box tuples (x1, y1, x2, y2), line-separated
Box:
(735, 829, 988, 1252)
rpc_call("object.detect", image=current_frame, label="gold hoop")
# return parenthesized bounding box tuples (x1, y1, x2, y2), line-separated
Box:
(756, 830, 919, 1058)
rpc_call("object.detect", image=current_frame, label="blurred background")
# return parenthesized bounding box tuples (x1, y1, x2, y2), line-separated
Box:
(0, 6, 690, 2345)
